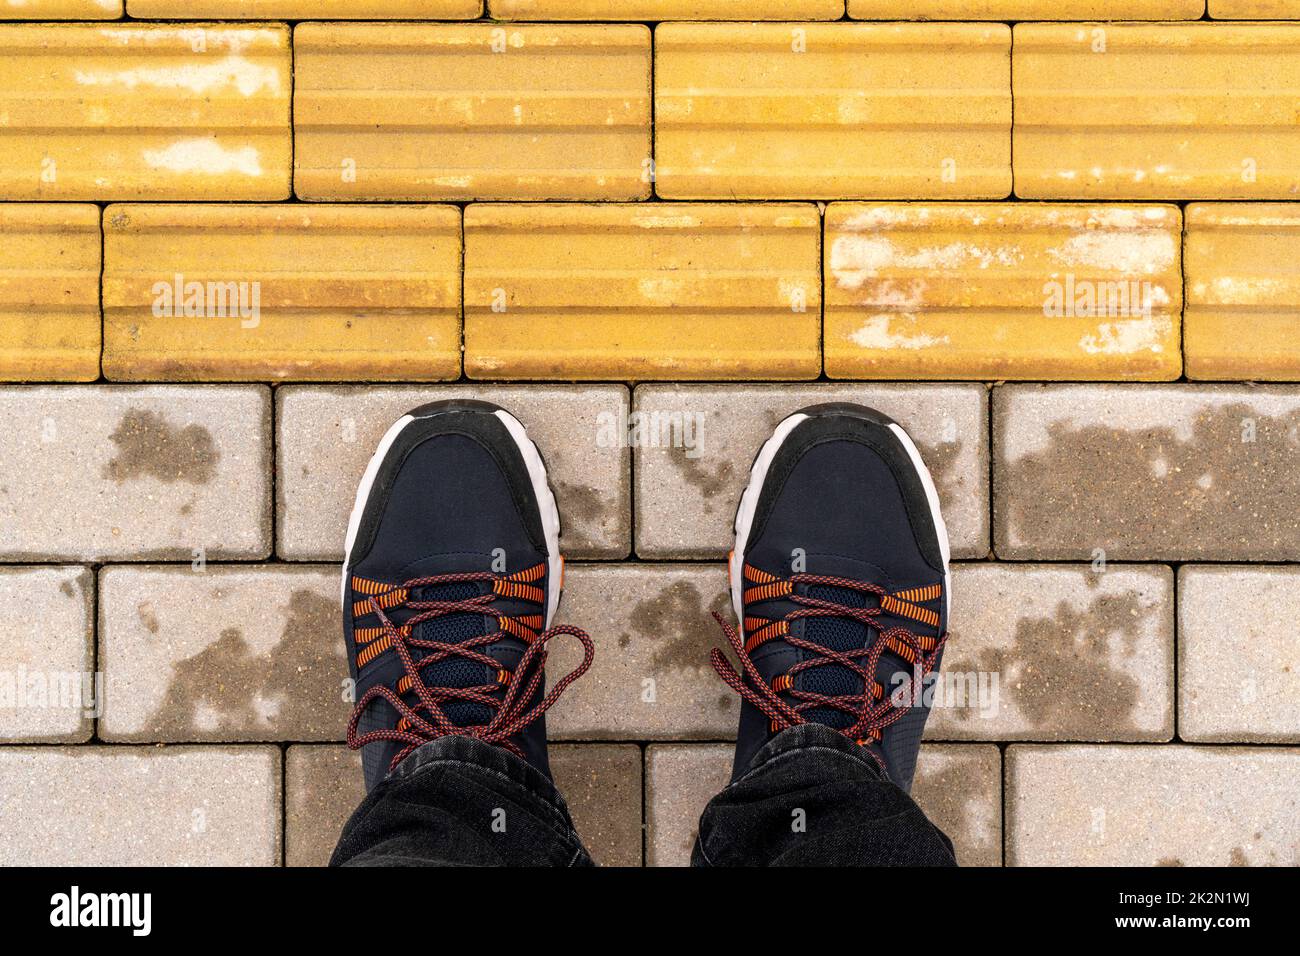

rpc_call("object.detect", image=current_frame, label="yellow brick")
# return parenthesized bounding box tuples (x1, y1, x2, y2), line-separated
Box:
(655, 23, 1011, 201)
(1015, 23, 1300, 200)
(1184, 204, 1300, 381)
(824, 203, 1183, 381)
(126, 0, 479, 16)
(490, 0, 841, 18)
(1209, 1, 1298, 16)
(294, 24, 651, 201)
(1, 0, 121, 17)
(0, 24, 290, 202)
(848, 1, 1203, 17)
(0, 204, 101, 382)
(464, 203, 820, 380)
(102, 204, 461, 381)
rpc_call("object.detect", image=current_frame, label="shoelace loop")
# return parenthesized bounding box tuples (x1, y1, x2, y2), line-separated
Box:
(346, 569, 594, 773)
(710, 569, 947, 771)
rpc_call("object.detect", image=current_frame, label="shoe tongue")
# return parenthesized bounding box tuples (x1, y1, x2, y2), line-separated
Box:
(801, 583, 872, 730)
(408, 581, 497, 728)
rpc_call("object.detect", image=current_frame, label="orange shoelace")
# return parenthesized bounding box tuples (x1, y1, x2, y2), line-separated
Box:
(711, 563, 947, 765)
(347, 564, 593, 773)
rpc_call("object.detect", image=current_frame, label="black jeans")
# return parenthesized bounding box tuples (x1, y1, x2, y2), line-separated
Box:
(330, 724, 957, 867)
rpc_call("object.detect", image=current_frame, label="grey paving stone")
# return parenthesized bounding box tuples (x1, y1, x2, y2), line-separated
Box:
(0, 566, 94, 743)
(645, 743, 731, 867)
(286, 744, 363, 868)
(275, 385, 631, 561)
(98, 565, 349, 743)
(994, 384, 1300, 560)
(646, 741, 1001, 867)
(545, 563, 738, 741)
(0, 386, 271, 561)
(911, 744, 1002, 867)
(928, 563, 1174, 742)
(551, 743, 644, 867)
(1006, 744, 1300, 866)
(632, 383, 989, 559)
(1178, 566, 1300, 743)
(0, 745, 280, 866)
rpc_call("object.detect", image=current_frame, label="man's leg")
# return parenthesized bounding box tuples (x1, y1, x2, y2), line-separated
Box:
(691, 724, 955, 866)
(331, 400, 594, 867)
(332, 735, 591, 867)
(702, 403, 957, 866)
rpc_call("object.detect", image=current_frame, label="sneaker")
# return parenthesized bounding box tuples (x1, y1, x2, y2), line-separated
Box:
(341, 399, 593, 792)
(711, 403, 950, 792)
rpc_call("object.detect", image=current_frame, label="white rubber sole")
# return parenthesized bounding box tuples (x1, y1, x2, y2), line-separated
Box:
(729, 411, 952, 633)
(340, 407, 564, 627)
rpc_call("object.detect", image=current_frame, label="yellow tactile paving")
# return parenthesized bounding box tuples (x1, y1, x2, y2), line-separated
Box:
(848, 1, 1204, 17)
(294, 23, 651, 202)
(102, 204, 462, 381)
(490, 0, 842, 18)
(1014, 22, 1300, 200)
(0, 24, 290, 202)
(0, 204, 101, 382)
(127, 0, 481, 16)
(463, 203, 821, 380)
(654, 22, 1011, 201)
(1209, 1, 1298, 16)
(1184, 204, 1300, 381)
(1, 0, 121, 17)
(824, 203, 1183, 381)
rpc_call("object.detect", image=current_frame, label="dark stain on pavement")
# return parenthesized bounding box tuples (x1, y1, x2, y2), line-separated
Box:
(911, 750, 994, 866)
(917, 438, 964, 513)
(1000, 402, 1300, 556)
(669, 445, 734, 514)
(948, 591, 1148, 736)
(555, 480, 607, 528)
(630, 581, 731, 674)
(137, 601, 160, 635)
(147, 589, 343, 738)
(104, 409, 219, 485)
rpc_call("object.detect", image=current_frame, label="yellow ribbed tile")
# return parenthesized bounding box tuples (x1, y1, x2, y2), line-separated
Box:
(825, 203, 1183, 380)
(0, 204, 101, 382)
(102, 204, 461, 381)
(1015, 23, 1300, 200)
(294, 24, 651, 201)
(1210, 1, 1298, 16)
(0, 24, 290, 202)
(490, 0, 841, 18)
(127, 0, 480, 16)
(464, 203, 820, 380)
(1, 0, 121, 17)
(1185, 204, 1300, 381)
(655, 23, 1011, 201)
(849, 1, 1203, 17)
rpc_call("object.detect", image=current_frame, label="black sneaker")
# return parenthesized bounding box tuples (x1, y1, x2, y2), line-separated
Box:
(711, 403, 950, 792)
(341, 399, 593, 792)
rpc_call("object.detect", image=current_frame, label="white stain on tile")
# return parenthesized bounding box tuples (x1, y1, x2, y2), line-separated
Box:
(631, 214, 700, 229)
(1079, 317, 1171, 356)
(849, 315, 949, 350)
(74, 55, 281, 97)
(637, 276, 685, 305)
(831, 235, 1020, 291)
(142, 139, 262, 177)
(1047, 229, 1176, 275)
(97, 28, 273, 54)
